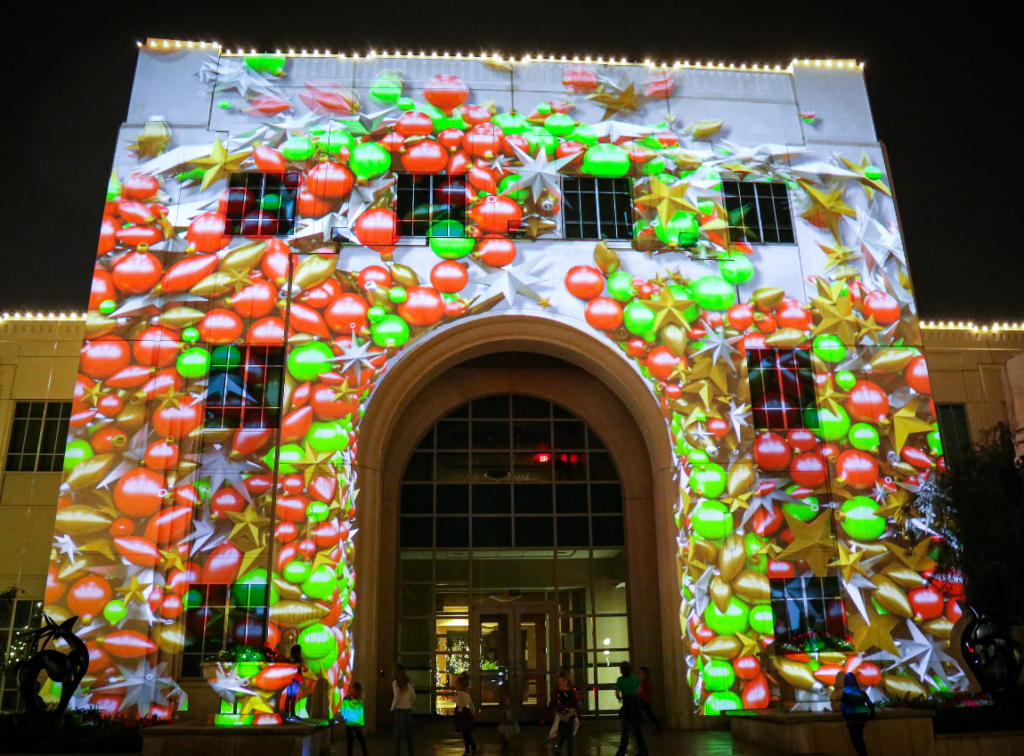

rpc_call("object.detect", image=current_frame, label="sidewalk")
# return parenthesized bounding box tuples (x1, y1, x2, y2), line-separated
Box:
(333, 720, 793, 756)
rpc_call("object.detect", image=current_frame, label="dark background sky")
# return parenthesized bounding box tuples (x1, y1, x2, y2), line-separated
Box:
(1, 2, 1015, 321)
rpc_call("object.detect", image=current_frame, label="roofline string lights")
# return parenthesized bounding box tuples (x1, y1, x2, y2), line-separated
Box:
(136, 40, 862, 73)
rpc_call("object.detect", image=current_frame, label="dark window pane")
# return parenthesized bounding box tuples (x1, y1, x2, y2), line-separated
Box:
(516, 518, 555, 547)
(554, 453, 587, 481)
(514, 485, 553, 513)
(557, 517, 590, 547)
(401, 485, 433, 514)
(512, 421, 551, 450)
(473, 421, 510, 449)
(446, 404, 470, 418)
(591, 484, 623, 513)
(437, 421, 470, 449)
(556, 484, 588, 513)
(472, 395, 509, 418)
(472, 485, 511, 514)
(416, 427, 434, 450)
(512, 395, 550, 418)
(591, 517, 625, 546)
(473, 517, 512, 548)
(437, 484, 470, 514)
(554, 422, 586, 449)
(436, 517, 469, 548)
(404, 452, 433, 481)
(400, 517, 433, 548)
(437, 453, 471, 481)
(589, 453, 618, 481)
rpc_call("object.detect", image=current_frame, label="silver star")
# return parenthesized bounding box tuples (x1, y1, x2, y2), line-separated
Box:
(111, 291, 206, 319)
(184, 509, 223, 554)
(692, 324, 741, 368)
(587, 120, 656, 144)
(738, 480, 802, 529)
(208, 663, 255, 703)
(328, 328, 376, 385)
(503, 143, 577, 202)
(332, 108, 396, 138)
(264, 111, 323, 135)
(842, 573, 877, 624)
(96, 659, 178, 716)
(180, 444, 262, 503)
(727, 401, 751, 440)
(199, 56, 283, 99)
(54, 535, 78, 560)
(472, 255, 546, 306)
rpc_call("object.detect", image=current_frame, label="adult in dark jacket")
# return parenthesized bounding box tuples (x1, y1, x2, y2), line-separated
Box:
(839, 672, 874, 756)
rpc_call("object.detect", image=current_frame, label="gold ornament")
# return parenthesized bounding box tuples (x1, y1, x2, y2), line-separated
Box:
(772, 658, 818, 691)
(55, 505, 113, 535)
(220, 242, 269, 275)
(731, 570, 770, 604)
(882, 675, 928, 700)
(710, 575, 732, 613)
(701, 636, 741, 659)
(718, 535, 747, 582)
(870, 575, 912, 618)
(270, 600, 330, 628)
(726, 460, 756, 497)
(63, 454, 116, 491)
(292, 254, 338, 292)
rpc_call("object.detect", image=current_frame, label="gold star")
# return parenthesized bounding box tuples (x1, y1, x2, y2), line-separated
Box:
(81, 382, 106, 408)
(587, 82, 640, 120)
(840, 151, 891, 201)
(811, 278, 858, 345)
(239, 543, 267, 577)
(819, 241, 861, 272)
(189, 139, 252, 192)
(777, 511, 836, 576)
(647, 286, 698, 332)
(815, 380, 848, 416)
(634, 178, 700, 226)
(292, 443, 337, 487)
(885, 539, 936, 573)
(227, 505, 271, 544)
(856, 315, 884, 344)
(891, 397, 934, 454)
(849, 605, 901, 655)
(537, 297, 552, 309)
(829, 543, 867, 583)
(160, 548, 187, 572)
(521, 215, 557, 239)
(116, 574, 149, 604)
(798, 180, 856, 240)
(735, 631, 759, 658)
(239, 692, 276, 715)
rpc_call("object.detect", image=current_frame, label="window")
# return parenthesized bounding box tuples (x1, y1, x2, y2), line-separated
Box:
(0, 596, 43, 710)
(562, 178, 633, 241)
(396, 174, 467, 237)
(4, 401, 71, 472)
(225, 172, 298, 237)
(747, 349, 818, 430)
(769, 576, 846, 651)
(180, 584, 267, 678)
(936, 404, 971, 469)
(722, 181, 794, 244)
(204, 346, 284, 429)
(400, 394, 624, 549)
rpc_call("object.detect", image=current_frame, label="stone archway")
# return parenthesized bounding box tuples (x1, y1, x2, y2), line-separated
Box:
(349, 314, 694, 729)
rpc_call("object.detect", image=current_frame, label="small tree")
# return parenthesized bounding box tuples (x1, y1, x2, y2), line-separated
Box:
(901, 424, 1024, 624)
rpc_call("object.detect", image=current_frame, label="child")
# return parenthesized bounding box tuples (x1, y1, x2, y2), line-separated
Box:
(454, 673, 477, 755)
(637, 667, 662, 735)
(497, 689, 520, 749)
(341, 682, 368, 756)
(284, 644, 304, 721)
(545, 669, 580, 756)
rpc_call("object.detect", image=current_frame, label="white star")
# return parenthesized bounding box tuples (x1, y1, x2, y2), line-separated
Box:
(54, 535, 78, 560)
(588, 120, 657, 144)
(95, 659, 179, 716)
(264, 111, 323, 134)
(184, 510, 223, 554)
(472, 256, 547, 306)
(842, 573, 877, 624)
(346, 174, 397, 226)
(502, 143, 577, 203)
(727, 401, 751, 440)
(328, 328, 377, 385)
(180, 444, 262, 503)
(199, 57, 283, 99)
(692, 324, 741, 368)
(850, 210, 907, 268)
(208, 663, 255, 703)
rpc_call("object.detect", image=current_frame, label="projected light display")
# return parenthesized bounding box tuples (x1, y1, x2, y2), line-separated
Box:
(44, 46, 965, 721)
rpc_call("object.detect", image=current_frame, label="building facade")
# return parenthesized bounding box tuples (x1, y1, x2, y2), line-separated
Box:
(0, 42, 996, 726)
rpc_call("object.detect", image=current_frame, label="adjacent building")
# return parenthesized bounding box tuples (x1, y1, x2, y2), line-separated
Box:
(0, 41, 996, 726)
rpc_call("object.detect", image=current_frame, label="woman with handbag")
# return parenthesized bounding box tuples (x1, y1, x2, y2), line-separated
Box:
(454, 673, 478, 756)
(840, 672, 875, 756)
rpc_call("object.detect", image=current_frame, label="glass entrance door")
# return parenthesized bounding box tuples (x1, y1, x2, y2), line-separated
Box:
(470, 604, 554, 723)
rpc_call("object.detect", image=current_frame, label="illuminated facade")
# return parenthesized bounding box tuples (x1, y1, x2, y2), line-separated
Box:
(16, 41, 975, 725)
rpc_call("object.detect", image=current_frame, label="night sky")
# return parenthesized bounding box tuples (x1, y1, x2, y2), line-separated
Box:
(1, 3, 1015, 321)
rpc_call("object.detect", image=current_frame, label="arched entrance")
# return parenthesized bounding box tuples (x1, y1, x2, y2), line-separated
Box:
(350, 316, 688, 730)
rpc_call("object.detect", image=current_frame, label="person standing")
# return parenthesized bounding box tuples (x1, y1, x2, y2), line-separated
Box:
(392, 664, 416, 756)
(544, 669, 580, 756)
(454, 673, 477, 756)
(284, 644, 304, 721)
(497, 689, 520, 749)
(637, 667, 662, 735)
(614, 662, 648, 756)
(840, 672, 874, 756)
(342, 682, 368, 756)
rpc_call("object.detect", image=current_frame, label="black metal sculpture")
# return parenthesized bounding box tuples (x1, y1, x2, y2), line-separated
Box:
(16, 615, 89, 717)
(960, 606, 1024, 695)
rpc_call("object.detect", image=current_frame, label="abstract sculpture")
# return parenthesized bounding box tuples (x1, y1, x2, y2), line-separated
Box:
(959, 606, 1024, 696)
(16, 615, 89, 717)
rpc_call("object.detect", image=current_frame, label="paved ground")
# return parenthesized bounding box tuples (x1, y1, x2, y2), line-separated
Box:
(332, 720, 794, 756)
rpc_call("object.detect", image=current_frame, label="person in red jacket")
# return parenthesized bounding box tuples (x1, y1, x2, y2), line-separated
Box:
(637, 667, 662, 735)
(544, 669, 580, 756)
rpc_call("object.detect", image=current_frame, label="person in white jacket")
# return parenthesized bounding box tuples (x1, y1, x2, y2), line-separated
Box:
(454, 673, 477, 755)
(392, 664, 416, 756)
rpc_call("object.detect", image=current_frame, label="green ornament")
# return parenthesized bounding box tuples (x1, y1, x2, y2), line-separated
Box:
(389, 288, 408, 304)
(690, 500, 733, 540)
(428, 220, 476, 259)
(813, 405, 850, 441)
(232, 568, 278, 608)
(813, 334, 847, 363)
(864, 165, 883, 180)
(183, 589, 204, 610)
(323, 129, 355, 156)
(835, 370, 857, 391)
(349, 142, 391, 179)
(396, 97, 415, 111)
(692, 275, 736, 311)
(927, 430, 943, 456)
(371, 314, 410, 348)
(499, 174, 529, 203)
(544, 112, 576, 136)
(182, 327, 201, 343)
(176, 347, 211, 379)
(103, 599, 128, 624)
(529, 129, 558, 156)
(492, 113, 529, 135)
(749, 604, 775, 635)
(849, 423, 881, 453)
(607, 271, 636, 302)
(305, 420, 349, 455)
(704, 659, 736, 692)
(98, 299, 117, 316)
(623, 301, 656, 335)
(63, 440, 94, 470)
(287, 341, 335, 381)
(308, 501, 331, 523)
(368, 306, 387, 324)
(840, 496, 887, 541)
(782, 495, 820, 522)
(719, 252, 754, 285)
(641, 156, 666, 176)
(244, 54, 286, 76)
(283, 560, 313, 584)
(570, 124, 597, 146)
(704, 596, 750, 635)
(581, 143, 630, 178)
(106, 173, 122, 203)
(261, 193, 282, 212)
(369, 74, 403, 104)
(703, 692, 741, 715)
(282, 135, 317, 162)
(688, 449, 711, 466)
(212, 345, 242, 368)
(745, 532, 769, 573)
(301, 564, 338, 601)
(218, 99, 232, 110)
(267, 444, 305, 474)
(652, 211, 699, 248)
(691, 464, 727, 499)
(298, 623, 338, 660)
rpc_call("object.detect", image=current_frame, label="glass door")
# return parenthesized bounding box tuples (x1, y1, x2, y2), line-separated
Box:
(470, 604, 555, 723)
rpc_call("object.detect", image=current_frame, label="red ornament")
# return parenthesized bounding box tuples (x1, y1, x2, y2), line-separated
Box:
(727, 303, 754, 331)
(307, 161, 354, 198)
(752, 507, 784, 537)
(742, 674, 771, 709)
(470, 195, 522, 234)
(835, 449, 879, 489)
(767, 559, 795, 579)
(398, 286, 446, 327)
(430, 261, 469, 293)
(202, 542, 244, 584)
(476, 235, 516, 267)
(901, 446, 934, 469)
(112, 249, 162, 294)
(198, 309, 244, 345)
(144, 506, 193, 546)
(437, 128, 465, 151)
(297, 188, 334, 218)
(68, 576, 111, 621)
(261, 239, 292, 284)
(114, 536, 162, 567)
(114, 468, 166, 518)
(248, 316, 286, 346)
(402, 140, 449, 174)
(210, 486, 246, 517)
(109, 517, 134, 538)
(424, 75, 469, 112)
(97, 216, 117, 255)
(646, 346, 683, 382)
(395, 111, 435, 137)
(562, 64, 598, 93)
(845, 380, 890, 424)
(116, 225, 164, 247)
(754, 432, 791, 471)
(102, 629, 158, 658)
(281, 406, 314, 443)
(133, 326, 180, 368)
(231, 279, 278, 319)
(776, 303, 812, 331)
(161, 253, 220, 293)
(353, 208, 399, 247)
(909, 585, 945, 622)
(152, 395, 203, 438)
(564, 266, 605, 300)
(144, 440, 180, 470)
(787, 429, 818, 453)
(186, 212, 229, 253)
(276, 495, 311, 523)
(325, 293, 371, 334)
(254, 146, 287, 173)
(584, 297, 623, 331)
(357, 265, 392, 290)
(905, 356, 931, 395)
(463, 124, 504, 160)
(733, 656, 761, 680)
(854, 663, 882, 688)
(863, 291, 900, 325)
(790, 453, 828, 488)
(122, 174, 160, 200)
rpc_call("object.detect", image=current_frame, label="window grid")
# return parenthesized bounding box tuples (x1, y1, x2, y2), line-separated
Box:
(563, 178, 633, 241)
(0, 598, 43, 710)
(4, 401, 71, 472)
(396, 174, 467, 237)
(204, 346, 284, 430)
(180, 584, 266, 678)
(722, 181, 795, 244)
(936, 404, 971, 470)
(226, 172, 298, 237)
(747, 349, 819, 430)
(769, 575, 846, 650)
